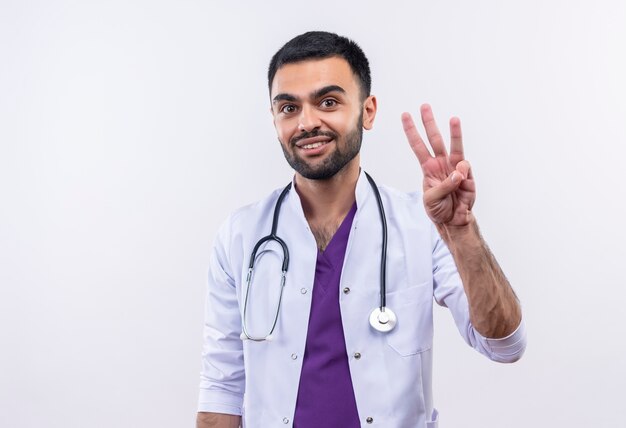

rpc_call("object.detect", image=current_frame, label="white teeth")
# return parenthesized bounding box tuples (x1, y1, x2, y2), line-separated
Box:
(302, 142, 324, 149)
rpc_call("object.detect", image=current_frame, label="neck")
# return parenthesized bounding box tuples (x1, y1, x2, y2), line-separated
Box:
(294, 157, 360, 227)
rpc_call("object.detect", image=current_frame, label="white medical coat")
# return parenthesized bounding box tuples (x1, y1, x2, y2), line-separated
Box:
(199, 170, 526, 427)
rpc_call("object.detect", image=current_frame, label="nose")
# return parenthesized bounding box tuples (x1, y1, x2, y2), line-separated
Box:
(298, 105, 321, 132)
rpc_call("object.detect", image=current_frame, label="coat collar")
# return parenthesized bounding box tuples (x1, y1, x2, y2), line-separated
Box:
(284, 169, 374, 222)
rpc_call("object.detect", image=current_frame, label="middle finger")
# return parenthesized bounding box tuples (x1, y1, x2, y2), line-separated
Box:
(420, 104, 448, 158)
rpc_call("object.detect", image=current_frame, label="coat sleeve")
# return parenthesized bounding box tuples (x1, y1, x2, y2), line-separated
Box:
(198, 217, 245, 414)
(430, 225, 526, 363)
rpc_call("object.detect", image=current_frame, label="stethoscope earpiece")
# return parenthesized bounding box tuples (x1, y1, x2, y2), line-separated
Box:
(369, 307, 397, 332)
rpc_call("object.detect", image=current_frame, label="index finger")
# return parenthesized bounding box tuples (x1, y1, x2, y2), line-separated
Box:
(401, 112, 432, 166)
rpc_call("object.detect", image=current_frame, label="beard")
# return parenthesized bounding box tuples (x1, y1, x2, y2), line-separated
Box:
(280, 110, 363, 180)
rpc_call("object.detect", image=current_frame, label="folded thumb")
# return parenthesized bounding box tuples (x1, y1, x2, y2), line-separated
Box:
(426, 172, 462, 203)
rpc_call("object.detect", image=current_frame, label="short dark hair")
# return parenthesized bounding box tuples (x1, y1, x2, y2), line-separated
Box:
(268, 31, 371, 100)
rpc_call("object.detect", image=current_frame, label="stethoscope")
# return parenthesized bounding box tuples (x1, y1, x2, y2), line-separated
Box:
(240, 172, 397, 342)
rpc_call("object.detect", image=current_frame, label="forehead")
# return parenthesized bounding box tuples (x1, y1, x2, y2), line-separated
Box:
(270, 56, 360, 98)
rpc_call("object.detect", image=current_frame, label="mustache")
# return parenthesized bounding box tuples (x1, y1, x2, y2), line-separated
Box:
(290, 130, 337, 146)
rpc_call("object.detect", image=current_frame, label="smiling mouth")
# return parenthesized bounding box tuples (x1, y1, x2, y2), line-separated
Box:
(295, 134, 334, 150)
(301, 141, 329, 149)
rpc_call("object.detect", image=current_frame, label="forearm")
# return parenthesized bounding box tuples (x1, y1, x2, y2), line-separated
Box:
(196, 412, 241, 428)
(436, 217, 521, 338)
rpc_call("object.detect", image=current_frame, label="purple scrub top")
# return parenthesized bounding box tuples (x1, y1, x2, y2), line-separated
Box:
(293, 202, 360, 428)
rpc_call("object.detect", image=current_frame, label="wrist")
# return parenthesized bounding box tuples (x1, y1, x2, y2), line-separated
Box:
(435, 214, 479, 243)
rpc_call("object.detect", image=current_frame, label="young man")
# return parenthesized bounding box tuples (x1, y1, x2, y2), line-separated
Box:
(197, 31, 525, 428)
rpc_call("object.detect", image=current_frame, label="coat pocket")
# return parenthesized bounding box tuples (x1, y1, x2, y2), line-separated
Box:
(385, 282, 433, 356)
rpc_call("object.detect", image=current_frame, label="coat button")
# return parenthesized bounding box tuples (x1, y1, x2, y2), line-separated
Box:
(291, 353, 298, 360)
(300, 287, 308, 294)
(283, 417, 290, 424)
(343, 287, 350, 294)
(366, 416, 374, 424)
(354, 352, 361, 360)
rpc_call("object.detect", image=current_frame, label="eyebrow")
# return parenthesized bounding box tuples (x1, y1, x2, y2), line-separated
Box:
(272, 93, 297, 104)
(312, 85, 346, 99)
(272, 85, 347, 104)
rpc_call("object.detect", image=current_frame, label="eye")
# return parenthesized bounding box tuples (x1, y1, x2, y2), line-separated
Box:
(321, 98, 337, 108)
(280, 104, 297, 114)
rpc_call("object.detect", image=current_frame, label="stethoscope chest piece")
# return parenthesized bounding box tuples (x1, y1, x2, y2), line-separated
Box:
(369, 307, 397, 333)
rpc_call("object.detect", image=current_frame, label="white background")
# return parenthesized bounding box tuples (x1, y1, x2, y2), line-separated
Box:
(1, 1, 625, 427)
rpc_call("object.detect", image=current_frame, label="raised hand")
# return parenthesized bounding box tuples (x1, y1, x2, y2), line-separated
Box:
(402, 104, 476, 227)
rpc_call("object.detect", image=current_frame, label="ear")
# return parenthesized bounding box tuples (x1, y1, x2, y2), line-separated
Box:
(362, 95, 377, 130)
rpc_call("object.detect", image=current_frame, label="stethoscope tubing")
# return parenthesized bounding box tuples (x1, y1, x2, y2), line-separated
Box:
(241, 172, 394, 340)
(241, 183, 292, 341)
(364, 172, 388, 310)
